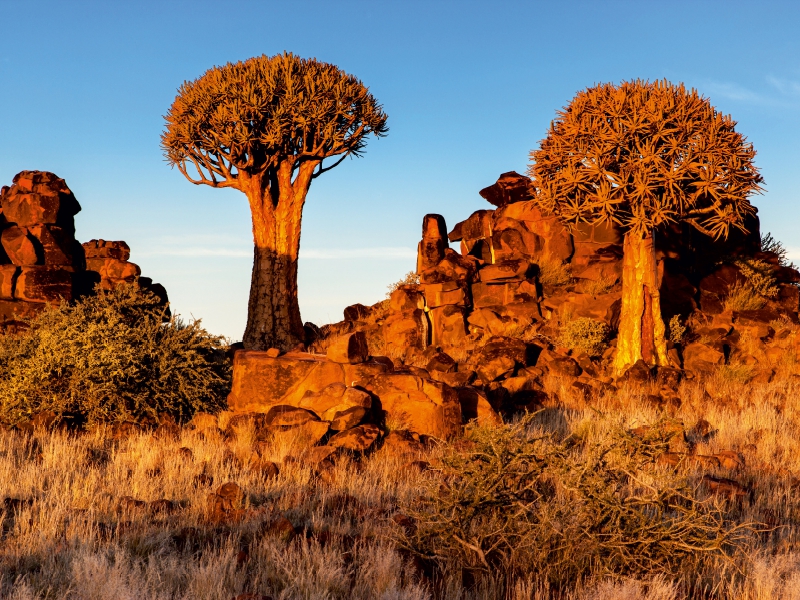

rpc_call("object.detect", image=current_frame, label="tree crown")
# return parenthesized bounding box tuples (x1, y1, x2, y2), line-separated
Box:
(528, 80, 763, 239)
(161, 53, 388, 190)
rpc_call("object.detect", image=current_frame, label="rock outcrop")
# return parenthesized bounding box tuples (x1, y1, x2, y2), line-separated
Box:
(0, 171, 168, 332)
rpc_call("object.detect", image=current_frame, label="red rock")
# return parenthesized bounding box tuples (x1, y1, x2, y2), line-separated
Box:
(381, 430, 424, 455)
(343, 303, 372, 321)
(27, 225, 77, 267)
(227, 351, 347, 413)
(417, 214, 449, 273)
(82, 239, 131, 261)
(389, 287, 425, 312)
(421, 281, 466, 308)
(429, 305, 467, 347)
(329, 406, 368, 431)
(14, 267, 73, 303)
(326, 331, 369, 364)
(361, 374, 461, 438)
(382, 309, 429, 356)
(328, 423, 382, 452)
(0, 265, 18, 299)
(85, 257, 141, 281)
(682, 343, 724, 376)
(455, 387, 502, 425)
(264, 405, 320, 427)
(425, 351, 456, 373)
(479, 259, 530, 282)
(1, 226, 38, 265)
(1, 171, 81, 227)
(478, 171, 533, 207)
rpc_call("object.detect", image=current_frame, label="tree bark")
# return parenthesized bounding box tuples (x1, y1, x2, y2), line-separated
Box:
(240, 162, 315, 351)
(613, 229, 669, 375)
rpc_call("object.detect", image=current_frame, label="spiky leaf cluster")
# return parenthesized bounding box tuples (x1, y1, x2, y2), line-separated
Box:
(161, 53, 388, 189)
(528, 80, 763, 238)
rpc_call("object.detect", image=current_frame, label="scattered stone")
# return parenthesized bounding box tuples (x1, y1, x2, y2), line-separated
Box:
(328, 424, 381, 452)
(326, 331, 370, 364)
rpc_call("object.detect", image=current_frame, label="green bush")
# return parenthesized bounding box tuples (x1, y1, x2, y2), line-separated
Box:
(0, 285, 231, 427)
(396, 416, 750, 589)
(558, 316, 609, 356)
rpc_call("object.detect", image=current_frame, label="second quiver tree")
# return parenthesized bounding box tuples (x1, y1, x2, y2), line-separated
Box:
(161, 53, 388, 351)
(528, 80, 763, 374)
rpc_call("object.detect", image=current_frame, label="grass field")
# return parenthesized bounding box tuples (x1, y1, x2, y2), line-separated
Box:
(2, 369, 800, 599)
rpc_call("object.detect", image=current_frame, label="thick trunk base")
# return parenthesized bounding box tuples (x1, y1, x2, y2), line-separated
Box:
(613, 231, 668, 375)
(243, 246, 304, 351)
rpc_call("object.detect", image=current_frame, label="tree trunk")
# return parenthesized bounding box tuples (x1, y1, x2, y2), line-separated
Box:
(240, 163, 314, 351)
(613, 229, 669, 375)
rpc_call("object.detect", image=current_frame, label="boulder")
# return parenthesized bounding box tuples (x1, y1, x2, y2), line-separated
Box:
(264, 405, 320, 427)
(343, 303, 372, 321)
(82, 239, 131, 261)
(0, 171, 81, 227)
(478, 171, 533, 207)
(429, 305, 468, 347)
(389, 287, 425, 312)
(14, 267, 73, 303)
(228, 351, 348, 413)
(328, 424, 382, 452)
(85, 258, 141, 281)
(361, 374, 462, 438)
(383, 309, 429, 355)
(479, 259, 530, 282)
(1, 226, 38, 265)
(420, 249, 478, 284)
(455, 387, 503, 425)
(683, 343, 724, 376)
(326, 331, 369, 364)
(0, 265, 18, 299)
(298, 383, 372, 421)
(425, 351, 457, 373)
(421, 281, 467, 308)
(472, 336, 530, 384)
(329, 406, 368, 431)
(417, 214, 449, 273)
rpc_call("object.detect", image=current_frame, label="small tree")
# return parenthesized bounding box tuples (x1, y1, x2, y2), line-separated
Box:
(162, 53, 388, 350)
(528, 80, 762, 374)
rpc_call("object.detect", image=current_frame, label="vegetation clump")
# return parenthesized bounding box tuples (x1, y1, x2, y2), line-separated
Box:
(397, 416, 750, 589)
(0, 285, 230, 427)
(558, 317, 609, 356)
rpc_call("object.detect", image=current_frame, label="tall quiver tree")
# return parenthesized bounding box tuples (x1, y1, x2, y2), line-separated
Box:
(162, 53, 388, 350)
(528, 80, 763, 374)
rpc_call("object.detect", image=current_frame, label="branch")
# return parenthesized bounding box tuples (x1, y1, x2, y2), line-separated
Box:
(685, 218, 715, 238)
(311, 152, 350, 179)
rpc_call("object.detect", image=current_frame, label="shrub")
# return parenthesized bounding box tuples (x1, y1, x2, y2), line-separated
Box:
(761, 232, 796, 269)
(558, 317, 609, 356)
(723, 281, 767, 312)
(734, 258, 778, 299)
(668, 314, 687, 345)
(386, 271, 419, 297)
(396, 416, 750, 589)
(578, 274, 616, 296)
(536, 252, 572, 287)
(0, 285, 230, 427)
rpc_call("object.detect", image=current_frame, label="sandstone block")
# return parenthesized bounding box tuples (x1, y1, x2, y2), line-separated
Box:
(82, 239, 131, 261)
(417, 214, 449, 273)
(455, 387, 503, 425)
(1, 171, 80, 227)
(419, 249, 478, 284)
(28, 225, 78, 267)
(343, 303, 372, 321)
(422, 281, 466, 308)
(478, 171, 533, 207)
(0, 299, 45, 323)
(328, 424, 381, 452)
(329, 406, 368, 431)
(383, 309, 429, 354)
(0, 265, 18, 299)
(227, 351, 347, 413)
(298, 383, 372, 421)
(264, 405, 320, 427)
(362, 374, 462, 438)
(429, 305, 467, 348)
(479, 259, 530, 282)
(15, 267, 73, 303)
(1, 226, 38, 265)
(389, 287, 425, 312)
(683, 343, 724, 375)
(86, 257, 141, 281)
(326, 331, 369, 364)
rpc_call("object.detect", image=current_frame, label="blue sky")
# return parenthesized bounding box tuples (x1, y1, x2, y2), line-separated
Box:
(1, 0, 799, 339)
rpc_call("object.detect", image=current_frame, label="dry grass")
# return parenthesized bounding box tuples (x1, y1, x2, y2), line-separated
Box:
(4, 371, 800, 598)
(537, 253, 572, 287)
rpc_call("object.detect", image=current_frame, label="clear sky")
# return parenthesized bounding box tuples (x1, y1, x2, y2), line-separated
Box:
(1, 0, 798, 339)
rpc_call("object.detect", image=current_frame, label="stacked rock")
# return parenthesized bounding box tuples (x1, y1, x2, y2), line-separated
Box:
(0, 172, 84, 328)
(0, 171, 169, 332)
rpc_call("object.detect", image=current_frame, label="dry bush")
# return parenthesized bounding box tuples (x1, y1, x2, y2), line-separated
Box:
(537, 253, 572, 287)
(577, 275, 616, 297)
(558, 317, 609, 356)
(0, 285, 230, 426)
(387, 272, 420, 297)
(668, 315, 687, 346)
(724, 281, 767, 312)
(397, 416, 750, 590)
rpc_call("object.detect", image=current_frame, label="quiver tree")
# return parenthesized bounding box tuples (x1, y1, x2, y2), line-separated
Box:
(528, 80, 763, 374)
(162, 53, 388, 350)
